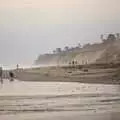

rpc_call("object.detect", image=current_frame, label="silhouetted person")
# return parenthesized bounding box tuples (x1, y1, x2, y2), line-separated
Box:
(72, 60, 75, 65)
(9, 71, 14, 82)
(0, 67, 3, 84)
(16, 64, 19, 70)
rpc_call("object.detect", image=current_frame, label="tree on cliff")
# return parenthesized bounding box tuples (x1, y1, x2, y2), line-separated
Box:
(78, 43, 81, 48)
(52, 48, 62, 54)
(116, 33, 120, 40)
(55, 48, 62, 53)
(100, 34, 104, 41)
(102, 34, 116, 44)
(64, 46, 69, 51)
(107, 34, 116, 42)
(53, 50, 56, 54)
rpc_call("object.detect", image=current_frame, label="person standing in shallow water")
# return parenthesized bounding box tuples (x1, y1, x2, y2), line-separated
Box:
(9, 71, 14, 82)
(0, 67, 3, 84)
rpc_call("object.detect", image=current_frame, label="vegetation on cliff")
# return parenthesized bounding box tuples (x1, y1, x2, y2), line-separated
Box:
(35, 33, 120, 65)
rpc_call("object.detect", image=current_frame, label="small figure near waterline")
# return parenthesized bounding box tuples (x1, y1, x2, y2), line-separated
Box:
(0, 67, 3, 84)
(9, 71, 14, 82)
(16, 64, 19, 70)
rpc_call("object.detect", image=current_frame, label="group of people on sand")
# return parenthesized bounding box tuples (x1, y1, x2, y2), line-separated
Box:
(0, 67, 14, 84)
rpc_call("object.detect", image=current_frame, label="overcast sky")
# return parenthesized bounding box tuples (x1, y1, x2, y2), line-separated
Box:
(0, 0, 120, 66)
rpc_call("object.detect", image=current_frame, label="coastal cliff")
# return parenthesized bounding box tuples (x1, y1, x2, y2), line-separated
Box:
(35, 34, 120, 66)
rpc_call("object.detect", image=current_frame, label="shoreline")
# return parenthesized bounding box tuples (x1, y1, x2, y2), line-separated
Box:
(13, 64, 120, 85)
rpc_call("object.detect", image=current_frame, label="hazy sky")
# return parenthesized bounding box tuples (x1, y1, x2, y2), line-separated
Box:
(0, 0, 120, 65)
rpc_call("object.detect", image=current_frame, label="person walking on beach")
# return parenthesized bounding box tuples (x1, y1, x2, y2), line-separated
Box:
(0, 67, 3, 84)
(16, 64, 19, 70)
(9, 71, 14, 82)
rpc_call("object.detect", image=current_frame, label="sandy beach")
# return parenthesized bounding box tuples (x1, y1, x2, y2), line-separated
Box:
(0, 79, 120, 120)
(14, 65, 120, 84)
(0, 65, 120, 120)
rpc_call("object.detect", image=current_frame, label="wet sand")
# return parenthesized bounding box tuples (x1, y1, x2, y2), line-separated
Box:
(0, 79, 120, 120)
(1, 111, 120, 120)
